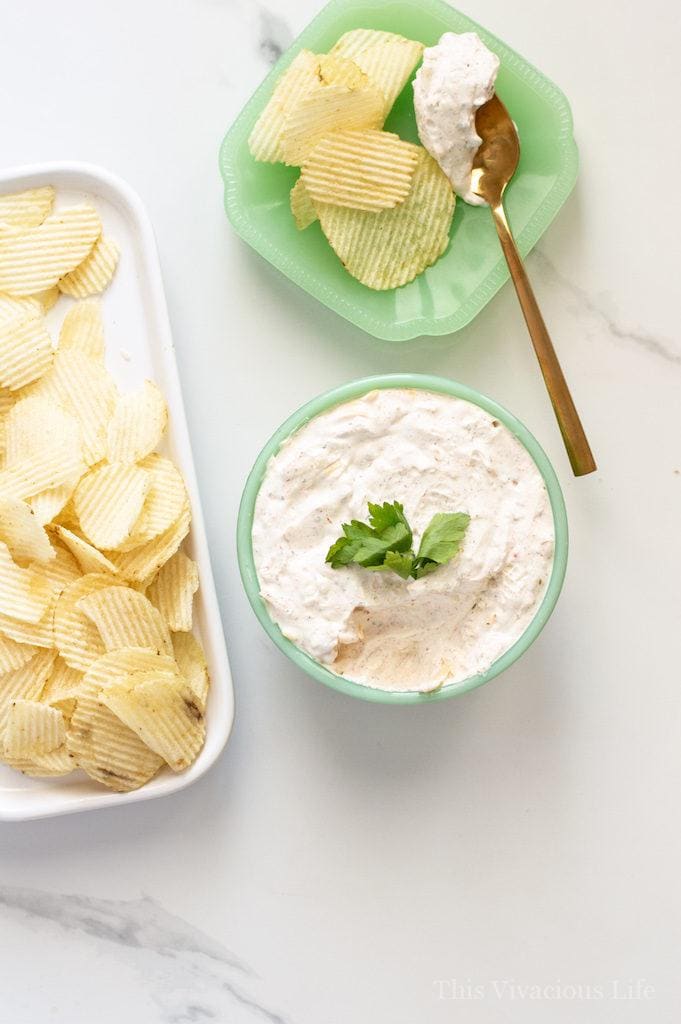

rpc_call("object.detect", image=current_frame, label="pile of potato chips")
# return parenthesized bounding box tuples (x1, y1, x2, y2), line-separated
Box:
(249, 29, 455, 290)
(0, 185, 209, 792)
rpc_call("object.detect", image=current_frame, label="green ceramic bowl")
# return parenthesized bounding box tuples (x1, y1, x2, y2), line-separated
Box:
(219, 0, 578, 341)
(237, 375, 568, 704)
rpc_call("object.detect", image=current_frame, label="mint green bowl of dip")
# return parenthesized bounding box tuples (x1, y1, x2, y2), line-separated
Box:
(237, 374, 568, 704)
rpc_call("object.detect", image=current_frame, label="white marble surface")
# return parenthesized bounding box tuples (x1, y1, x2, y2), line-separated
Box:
(1, 1, 680, 1020)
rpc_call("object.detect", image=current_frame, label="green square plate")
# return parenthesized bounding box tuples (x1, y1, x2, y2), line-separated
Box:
(219, 0, 578, 342)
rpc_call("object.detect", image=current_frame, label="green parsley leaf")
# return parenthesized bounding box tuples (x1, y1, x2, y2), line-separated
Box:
(416, 512, 471, 564)
(326, 503, 470, 581)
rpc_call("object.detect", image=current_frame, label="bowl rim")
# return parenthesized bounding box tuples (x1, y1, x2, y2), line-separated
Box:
(219, 0, 579, 342)
(237, 374, 568, 705)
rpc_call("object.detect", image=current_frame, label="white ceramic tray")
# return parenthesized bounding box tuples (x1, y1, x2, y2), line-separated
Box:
(0, 162, 234, 821)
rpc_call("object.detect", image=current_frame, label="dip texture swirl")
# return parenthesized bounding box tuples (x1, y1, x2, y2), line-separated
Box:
(252, 389, 554, 692)
(413, 31, 500, 206)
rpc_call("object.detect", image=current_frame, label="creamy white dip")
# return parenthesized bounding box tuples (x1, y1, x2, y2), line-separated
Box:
(252, 389, 554, 693)
(413, 32, 500, 206)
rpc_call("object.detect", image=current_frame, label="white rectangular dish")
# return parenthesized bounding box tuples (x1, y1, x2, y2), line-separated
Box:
(0, 162, 234, 821)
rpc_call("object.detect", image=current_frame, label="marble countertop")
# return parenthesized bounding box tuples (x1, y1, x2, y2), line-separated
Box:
(1, 1, 679, 1020)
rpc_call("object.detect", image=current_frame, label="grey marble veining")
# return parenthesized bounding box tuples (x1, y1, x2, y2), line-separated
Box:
(0, 887, 290, 1024)
(256, 4, 294, 65)
(532, 248, 681, 367)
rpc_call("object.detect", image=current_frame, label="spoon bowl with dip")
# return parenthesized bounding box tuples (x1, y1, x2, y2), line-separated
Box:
(472, 95, 596, 477)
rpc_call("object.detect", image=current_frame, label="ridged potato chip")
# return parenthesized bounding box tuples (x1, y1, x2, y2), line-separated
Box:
(281, 83, 385, 166)
(0, 313, 53, 390)
(74, 463, 150, 550)
(330, 28, 407, 59)
(0, 205, 101, 296)
(107, 504, 191, 584)
(29, 473, 81, 526)
(58, 299, 104, 360)
(4, 394, 81, 465)
(40, 654, 83, 710)
(32, 539, 81, 592)
(290, 177, 318, 230)
(23, 349, 117, 465)
(317, 149, 454, 289)
(3, 698, 65, 759)
(0, 608, 55, 649)
(67, 679, 163, 791)
(0, 649, 56, 729)
(317, 53, 369, 89)
(4, 745, 73, 777)
(58, 236, 119, 298)
(147, 551, 199, 632)
(0, 635, 37, 674)
(0, 387, 13, 418)
(99, 670, 205, 772)
(171, 631, 209, 710)
(84, 646, 178, 691)
(354, 38, 424, 113)
(249, 49, 321, 163)
(55, 526, 117, 576)
(53, 573, 116, 671)
(106, 381, 167, 464)
(0, 497, 54, 564)
(0, 445, 84, 502)
(0, 541, 53, 623)
(114, 454, 186, 551)
(35, 285, 60, 313)
(78, 586, 172, 657)
(0, 187, 55, 230)
(0, 293, 43, 325)
(302, 130, 419, 211)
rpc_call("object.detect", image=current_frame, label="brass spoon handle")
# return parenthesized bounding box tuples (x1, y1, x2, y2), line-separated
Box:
(490, 202, 597, 477)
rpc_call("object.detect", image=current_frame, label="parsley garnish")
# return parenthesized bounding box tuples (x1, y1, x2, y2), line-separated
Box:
(326, 501, 470, 580)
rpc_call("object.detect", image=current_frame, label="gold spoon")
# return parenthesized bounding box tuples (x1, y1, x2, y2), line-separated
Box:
(472, 95, 596, 477)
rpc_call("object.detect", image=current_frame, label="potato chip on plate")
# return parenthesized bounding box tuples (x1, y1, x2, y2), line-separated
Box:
(249, 49, 321, 163)
(147, 550, 199, 632)
(0, 204, 101, 296)
(330, 28, 408, 59)
(0, 187, 55, 230)
(0, 293, 43, 326)
(0, 497, 54, 565)
(78, 585, 173, 656)
(99, 669, 205, 772)
(53, 573, 117, 671)
(290, 177, 318, 230)
(58, 299, 105, 360)
(106, 380, 167, 464)
(55, 526, 118, 576)
(317, 149, 454, 289)
(281, 82, 385, 165)
(25, 348, 117, 465)
(84, 646, 179, 691)
(171, 630, 209, 710)
(353, 37, 424, 113)
(67, 678, 163, 791)
(3, 698, 65, 759)
(4, 394, 81, 467)
(0, 649, 57, 729)
(58, 235, 119, 298)
(0, 541, 53, 623)
(113, 454, 186, 551)
(0, 634, 37, 674)
(107, 504, 191, 585)
(74, 462, 150, 550)
(0, 314, 53, 390)
(302, 129, 419, 211)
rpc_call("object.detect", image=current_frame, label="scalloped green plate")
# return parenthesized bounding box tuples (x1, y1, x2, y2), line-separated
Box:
(219, 0, 578, 341)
